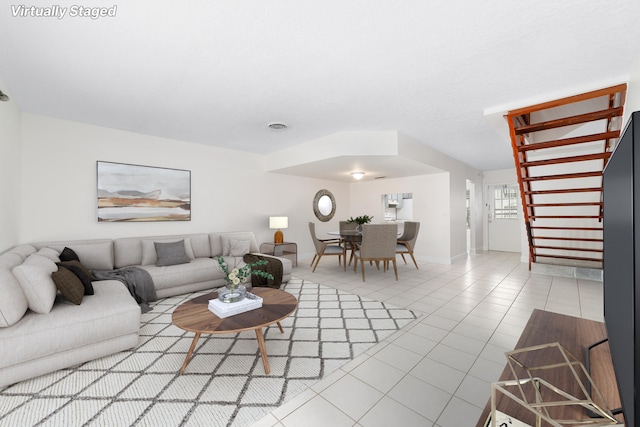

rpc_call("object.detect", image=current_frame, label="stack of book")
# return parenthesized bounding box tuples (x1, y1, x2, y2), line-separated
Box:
(208, 293, 263, 318)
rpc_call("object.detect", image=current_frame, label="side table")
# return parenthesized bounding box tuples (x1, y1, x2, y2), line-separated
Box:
(260, 241, 297, 267)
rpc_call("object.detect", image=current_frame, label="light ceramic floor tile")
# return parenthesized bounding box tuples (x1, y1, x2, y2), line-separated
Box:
(280, 396, 355, 427)
(358, 395, 434, 427)
(454, 374, 492, 409)
(409, 358, 466, 394)
(320, 374, 384, 420)
(349, 356, 406, 393)
(436, 396, 484, 427)
(426, 343, 477, 373)
(371, 342, 423, 373)
(388, 374, 452, 422)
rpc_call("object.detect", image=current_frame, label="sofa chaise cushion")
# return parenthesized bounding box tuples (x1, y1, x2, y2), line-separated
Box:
(0, 280, 140, 377)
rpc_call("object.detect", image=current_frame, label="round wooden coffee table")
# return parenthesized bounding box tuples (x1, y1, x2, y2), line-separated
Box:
(171, 287, 297, 374)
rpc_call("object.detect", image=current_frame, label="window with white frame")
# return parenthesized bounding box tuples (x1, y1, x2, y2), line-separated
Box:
(493, 185, 518, 219)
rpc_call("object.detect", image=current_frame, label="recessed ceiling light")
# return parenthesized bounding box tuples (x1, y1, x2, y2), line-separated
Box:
(268, 122, 288, 131)
(351, 172, 365, 180)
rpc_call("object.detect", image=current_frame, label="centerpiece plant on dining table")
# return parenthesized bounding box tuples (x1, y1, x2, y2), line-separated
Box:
(347, 215, 373, 232)
(346, 215, 373, 225)
(215, 255, 274, 302)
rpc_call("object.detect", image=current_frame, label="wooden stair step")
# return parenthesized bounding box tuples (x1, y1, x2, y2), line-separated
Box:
(514, 106, 624, 135)
(529, 226, 602, 231)
(529, 215, 602, 219)
(522, 171, 602, 181)
(520, 152, 611, 168)
(517, 131, 620, 152)
(528, 202, 602, 207)
(532, 236, 603, 242)
(534, 245, 603, 253)
(534, 253, 603, 263)
(525, 188, 602, 195)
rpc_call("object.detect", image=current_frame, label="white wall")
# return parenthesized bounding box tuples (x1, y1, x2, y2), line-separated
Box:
(623, 53, 640, 126)
(18, 113, 350, 258)
(348, 173, 453, 263)
(0, 75, 22, 252)
(397, 133, 482, 262)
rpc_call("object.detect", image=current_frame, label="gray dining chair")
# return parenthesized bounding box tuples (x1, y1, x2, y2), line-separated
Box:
(308, 222, 344, 272)
(339, 221, 359, 270)
(352, 223, 398, 282)
(396, 221, 420, 269)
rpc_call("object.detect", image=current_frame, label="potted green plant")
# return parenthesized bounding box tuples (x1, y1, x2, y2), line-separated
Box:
(347, 215, 373, 232)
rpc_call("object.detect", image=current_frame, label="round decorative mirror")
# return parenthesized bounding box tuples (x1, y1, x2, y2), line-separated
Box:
(313, 189, 336, 222)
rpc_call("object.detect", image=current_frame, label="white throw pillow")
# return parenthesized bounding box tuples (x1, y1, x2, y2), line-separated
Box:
(12, 254, 58, 314)
(141, 238, 196, 265)
(228, 239, 250, 257)
(221, 234, 254, 256)
(0, 266, 29, 327)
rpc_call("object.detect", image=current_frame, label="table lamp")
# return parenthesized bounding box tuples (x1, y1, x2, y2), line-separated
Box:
(269, 216, 288, 244)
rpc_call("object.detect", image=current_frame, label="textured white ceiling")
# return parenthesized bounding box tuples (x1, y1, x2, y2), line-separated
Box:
(1, 0, 640, 175)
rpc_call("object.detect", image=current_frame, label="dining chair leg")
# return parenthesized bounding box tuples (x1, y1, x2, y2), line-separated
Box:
(392, 259, 398, 280)
(312, 255, 322, 272)
(408, 251, 419, 269)
(361, 260, 366, 281)
(310, 254, 317, 267)
(400, 253, 407, 264)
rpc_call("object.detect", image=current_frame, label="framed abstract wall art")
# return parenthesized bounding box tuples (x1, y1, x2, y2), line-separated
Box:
(97, 161, 191, 222)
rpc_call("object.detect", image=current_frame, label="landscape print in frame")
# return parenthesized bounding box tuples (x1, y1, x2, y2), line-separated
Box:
(97, 161, 191, 222)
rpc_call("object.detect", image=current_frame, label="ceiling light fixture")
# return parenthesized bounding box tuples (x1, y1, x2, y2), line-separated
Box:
(0, 90, 9, 102)
(268, 122, 288, 131)
(351, 172, 365, 180)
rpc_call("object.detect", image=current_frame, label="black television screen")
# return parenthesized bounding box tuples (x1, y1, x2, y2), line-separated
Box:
(603, 110, 640, 426)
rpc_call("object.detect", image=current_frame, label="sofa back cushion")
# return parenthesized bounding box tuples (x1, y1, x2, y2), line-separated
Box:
(114, 233, 211, 268)
(141, 238, 195, 265)
(211, 232, 259, 256)
(8, 244, 37, 260)
(0, 252, 30, 327)
(31, 240, 114, 271)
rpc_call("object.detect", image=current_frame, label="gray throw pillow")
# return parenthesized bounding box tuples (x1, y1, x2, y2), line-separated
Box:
(154, 240, 190, 267)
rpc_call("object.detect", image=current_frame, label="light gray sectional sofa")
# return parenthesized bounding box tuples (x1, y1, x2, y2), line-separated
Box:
(0, 231, 292, 388)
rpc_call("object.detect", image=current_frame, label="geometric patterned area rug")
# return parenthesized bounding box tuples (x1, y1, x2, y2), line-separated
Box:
(0, 278, 418, 427)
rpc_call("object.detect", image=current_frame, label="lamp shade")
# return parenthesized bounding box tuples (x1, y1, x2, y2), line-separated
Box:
(269, 216, 288, 229)
(269, 216, 288, 244)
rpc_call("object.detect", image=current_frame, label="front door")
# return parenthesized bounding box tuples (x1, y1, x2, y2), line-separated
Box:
(488, 184, 521, 252)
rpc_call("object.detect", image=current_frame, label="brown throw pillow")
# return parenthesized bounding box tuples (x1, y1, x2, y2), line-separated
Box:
(52, 267, 84, 305)
(57, 260, 94, 295)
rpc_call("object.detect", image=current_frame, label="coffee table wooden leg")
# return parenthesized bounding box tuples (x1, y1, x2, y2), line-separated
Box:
(276, 321, 284, 333)
(180, 332, 201, 374)
(255, 327, 270, 374)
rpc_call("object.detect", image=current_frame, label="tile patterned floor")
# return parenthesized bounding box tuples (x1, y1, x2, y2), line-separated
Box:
(252, 251, 604, 427)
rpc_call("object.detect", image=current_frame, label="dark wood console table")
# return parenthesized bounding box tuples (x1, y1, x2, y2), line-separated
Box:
(475, 309, 624, 426)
